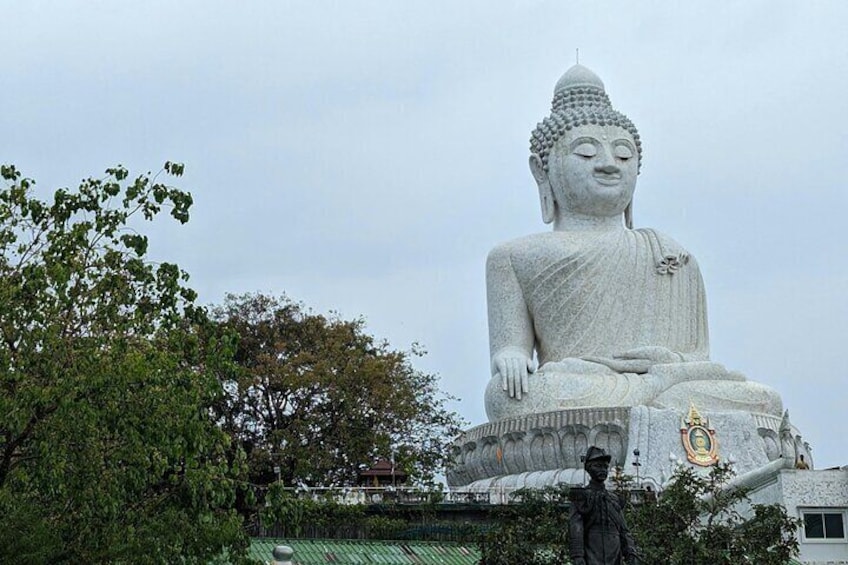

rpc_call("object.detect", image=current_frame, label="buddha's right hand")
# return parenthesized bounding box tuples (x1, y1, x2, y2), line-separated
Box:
(491, 349, 534, 400)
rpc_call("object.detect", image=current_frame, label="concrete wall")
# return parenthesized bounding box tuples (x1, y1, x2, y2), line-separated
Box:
(750, 469, 848, 565)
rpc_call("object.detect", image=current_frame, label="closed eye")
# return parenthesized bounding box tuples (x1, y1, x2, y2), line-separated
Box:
(614, 145, 633, 160)
(573, 143, 597, 158)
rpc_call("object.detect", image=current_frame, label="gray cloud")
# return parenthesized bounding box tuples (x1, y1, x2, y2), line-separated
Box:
(2, 1, 845, 469)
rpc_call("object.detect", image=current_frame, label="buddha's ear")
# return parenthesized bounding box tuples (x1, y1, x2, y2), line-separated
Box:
(529, 153, 555, 224)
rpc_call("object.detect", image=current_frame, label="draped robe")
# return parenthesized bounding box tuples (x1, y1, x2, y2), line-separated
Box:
(487, 227, 709, 368)
(484, 227, 786, 422)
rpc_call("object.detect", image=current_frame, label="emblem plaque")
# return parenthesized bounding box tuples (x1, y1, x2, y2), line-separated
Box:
(681, 402, 719, 466)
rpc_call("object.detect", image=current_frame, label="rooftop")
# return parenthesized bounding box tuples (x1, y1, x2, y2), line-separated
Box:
(249, 538, 480, 564)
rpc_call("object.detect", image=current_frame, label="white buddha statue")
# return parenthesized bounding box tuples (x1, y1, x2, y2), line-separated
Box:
(484, 65, 782, 422)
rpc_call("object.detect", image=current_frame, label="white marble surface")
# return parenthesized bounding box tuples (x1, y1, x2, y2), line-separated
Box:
(447, 405, 809, 490)
(748, 469, 848, 565)
(484, 64, 783, 421)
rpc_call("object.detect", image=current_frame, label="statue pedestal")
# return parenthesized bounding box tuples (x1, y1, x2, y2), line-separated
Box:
(447, 406, 811, 492)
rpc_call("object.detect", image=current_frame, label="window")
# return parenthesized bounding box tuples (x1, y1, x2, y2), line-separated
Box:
(802, 509, 847, 542)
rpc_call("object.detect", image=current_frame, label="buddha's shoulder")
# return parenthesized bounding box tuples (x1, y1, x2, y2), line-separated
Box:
(487, 232, 579, 263)
(487, 229, 699, 265)
(632, 227, 695, 258)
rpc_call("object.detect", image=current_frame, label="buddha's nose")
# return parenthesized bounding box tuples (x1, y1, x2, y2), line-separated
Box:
(595, 164, 620, 175)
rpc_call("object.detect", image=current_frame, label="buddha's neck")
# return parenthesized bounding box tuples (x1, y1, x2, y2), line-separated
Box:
(553, 213, 625, 233)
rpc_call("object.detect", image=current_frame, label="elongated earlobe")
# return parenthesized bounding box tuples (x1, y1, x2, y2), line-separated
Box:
(624, 201, 633, 229)
(530, 154, 555, 224)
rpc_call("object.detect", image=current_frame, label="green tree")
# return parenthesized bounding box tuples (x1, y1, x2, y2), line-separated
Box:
(479, 485, 572, 565)
(479, 464, 800, 565)
(0, 164, 248, 563)
(260, 484, 366, 538)
(207, 293, 465, 490)
(628, 463, 800, 564)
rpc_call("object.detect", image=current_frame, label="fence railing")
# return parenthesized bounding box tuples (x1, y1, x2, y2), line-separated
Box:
(267, 485, 501, 505)
(264, 484, 658, 506)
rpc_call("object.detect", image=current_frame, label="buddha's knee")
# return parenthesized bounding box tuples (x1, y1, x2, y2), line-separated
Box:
(484, 370, 654, 422)
(652, 380, 783, 416)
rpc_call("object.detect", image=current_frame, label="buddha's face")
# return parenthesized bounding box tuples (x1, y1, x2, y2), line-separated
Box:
(546, 124, 638, 219)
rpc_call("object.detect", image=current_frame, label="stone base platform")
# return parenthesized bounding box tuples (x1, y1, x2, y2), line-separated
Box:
(446, 405, 812, 491)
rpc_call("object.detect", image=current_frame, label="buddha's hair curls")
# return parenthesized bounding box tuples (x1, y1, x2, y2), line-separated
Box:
(530, 79, 642, 172)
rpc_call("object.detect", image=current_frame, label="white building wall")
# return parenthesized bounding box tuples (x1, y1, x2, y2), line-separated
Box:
(749, 469, 848, 565)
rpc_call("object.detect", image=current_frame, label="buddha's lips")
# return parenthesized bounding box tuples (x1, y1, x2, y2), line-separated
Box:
(593, 173, 621, 185)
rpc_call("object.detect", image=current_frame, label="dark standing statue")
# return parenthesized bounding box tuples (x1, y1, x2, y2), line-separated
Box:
(569, 446, 639, 565)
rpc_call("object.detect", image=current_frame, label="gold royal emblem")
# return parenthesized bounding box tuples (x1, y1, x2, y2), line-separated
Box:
(681, 402, 719, 466)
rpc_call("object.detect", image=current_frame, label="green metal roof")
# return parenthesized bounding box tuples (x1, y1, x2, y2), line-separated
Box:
(249, 538, 480, 564)
(248, 539, 802, 564)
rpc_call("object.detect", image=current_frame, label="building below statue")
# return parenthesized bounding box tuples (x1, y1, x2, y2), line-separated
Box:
(746, 467, 848, 565)
(447, 404, 812, 492)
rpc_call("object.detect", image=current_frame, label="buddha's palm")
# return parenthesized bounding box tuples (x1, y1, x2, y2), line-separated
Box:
(583, 345, 685, 374)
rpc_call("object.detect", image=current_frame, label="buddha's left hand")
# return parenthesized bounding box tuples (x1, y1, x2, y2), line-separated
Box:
(584, 346, 684, 374)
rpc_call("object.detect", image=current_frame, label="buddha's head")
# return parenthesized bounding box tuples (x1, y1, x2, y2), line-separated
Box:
(530, 65, 641, 227)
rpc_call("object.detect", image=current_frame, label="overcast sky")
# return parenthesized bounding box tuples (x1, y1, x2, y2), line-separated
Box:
(3, 1, 846, 471)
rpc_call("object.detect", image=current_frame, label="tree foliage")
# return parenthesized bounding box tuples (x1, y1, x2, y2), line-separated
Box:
(629, 463, 800, 564)
(479, 485, 572, 565)
(259, 485, 479, 542)
(261, 484, 366, 538)
(479, 464, 800, 565)
(0, 164, 247, 563)
(207, 293, 465, 489)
